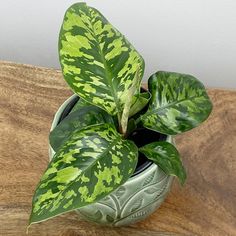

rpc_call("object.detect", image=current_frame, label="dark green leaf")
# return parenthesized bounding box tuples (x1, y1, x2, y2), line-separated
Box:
(70, 98, 90, 113)
(30, 124, 138, 224)
(126, 118, 137, 137)
(49, 105, 114, 152)
(139, 141, 186, 185)
(59, 3, 144, 116)
(141, 71, 213, 135)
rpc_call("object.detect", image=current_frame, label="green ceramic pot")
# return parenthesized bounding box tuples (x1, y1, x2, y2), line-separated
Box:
(49, 95, 174, 227)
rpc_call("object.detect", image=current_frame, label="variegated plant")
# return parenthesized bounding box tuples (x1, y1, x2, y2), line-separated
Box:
(29, 2, 212, 226)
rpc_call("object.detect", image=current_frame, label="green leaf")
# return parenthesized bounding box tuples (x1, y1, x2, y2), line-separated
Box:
(129, 91, 151, 117)
(141, 71, 213, 135)
(59, 3, 144, 116)
(139, 141, 186, 185)
(49, 105, 114, 152)
(30, 124, 138, 224)
(126, 118, 137, 137)
(70, 98, 90, 113)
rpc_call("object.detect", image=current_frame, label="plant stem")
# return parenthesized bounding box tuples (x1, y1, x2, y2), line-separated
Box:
(117, 112, 123, 134)
(119, 67, 140, 136)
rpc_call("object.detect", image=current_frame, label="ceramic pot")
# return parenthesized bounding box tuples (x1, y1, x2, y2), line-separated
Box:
(49, 95, 174, 226)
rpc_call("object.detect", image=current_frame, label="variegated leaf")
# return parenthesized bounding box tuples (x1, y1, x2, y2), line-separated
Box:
(30, 124, 138, 224)
(70, 98, 90, 113)
(141, 71, 213, 135)
(129, 92, 151, 117)
(49, 105, 114, 152)
(139, 141, 186, 185)
(59, 2, 144, 116)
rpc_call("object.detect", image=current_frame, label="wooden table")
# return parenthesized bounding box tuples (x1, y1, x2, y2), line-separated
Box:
(0, 61, 235, 236)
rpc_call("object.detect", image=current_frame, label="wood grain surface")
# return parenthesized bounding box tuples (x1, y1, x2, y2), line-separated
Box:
(0, 61, 235, 236)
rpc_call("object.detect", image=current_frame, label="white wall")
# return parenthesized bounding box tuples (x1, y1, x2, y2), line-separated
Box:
(1, 0, 236, 88)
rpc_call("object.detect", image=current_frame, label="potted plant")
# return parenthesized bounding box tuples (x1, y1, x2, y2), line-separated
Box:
(29, 2, 212, 227)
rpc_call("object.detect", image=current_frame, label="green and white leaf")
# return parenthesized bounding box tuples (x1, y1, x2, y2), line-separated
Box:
(30, 123, 138, 224)
(141, 71, 213, 135)
(139, 141, 186, 185)
(59, 2, 144, 116)
(50, 105, 114, 152)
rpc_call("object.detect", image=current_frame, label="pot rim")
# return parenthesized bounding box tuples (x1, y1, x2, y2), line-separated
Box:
(49, 94, 172, 180)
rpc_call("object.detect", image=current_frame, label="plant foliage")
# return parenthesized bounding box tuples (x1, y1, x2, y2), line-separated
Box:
(30, 2, 212, 225)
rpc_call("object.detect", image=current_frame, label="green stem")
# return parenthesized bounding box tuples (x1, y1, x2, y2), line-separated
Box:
(120, 67, 140, 136)
(117, 112, 123, 135)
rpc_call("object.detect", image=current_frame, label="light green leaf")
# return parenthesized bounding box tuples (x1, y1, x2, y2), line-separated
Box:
(139, 141, 186, 184)
(30, 124, 138, 224)
(49, 105, 114, 152)
(141, 71, 213, 135)
(129, 91, 151, 117)
(59, 3, 144, 116)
